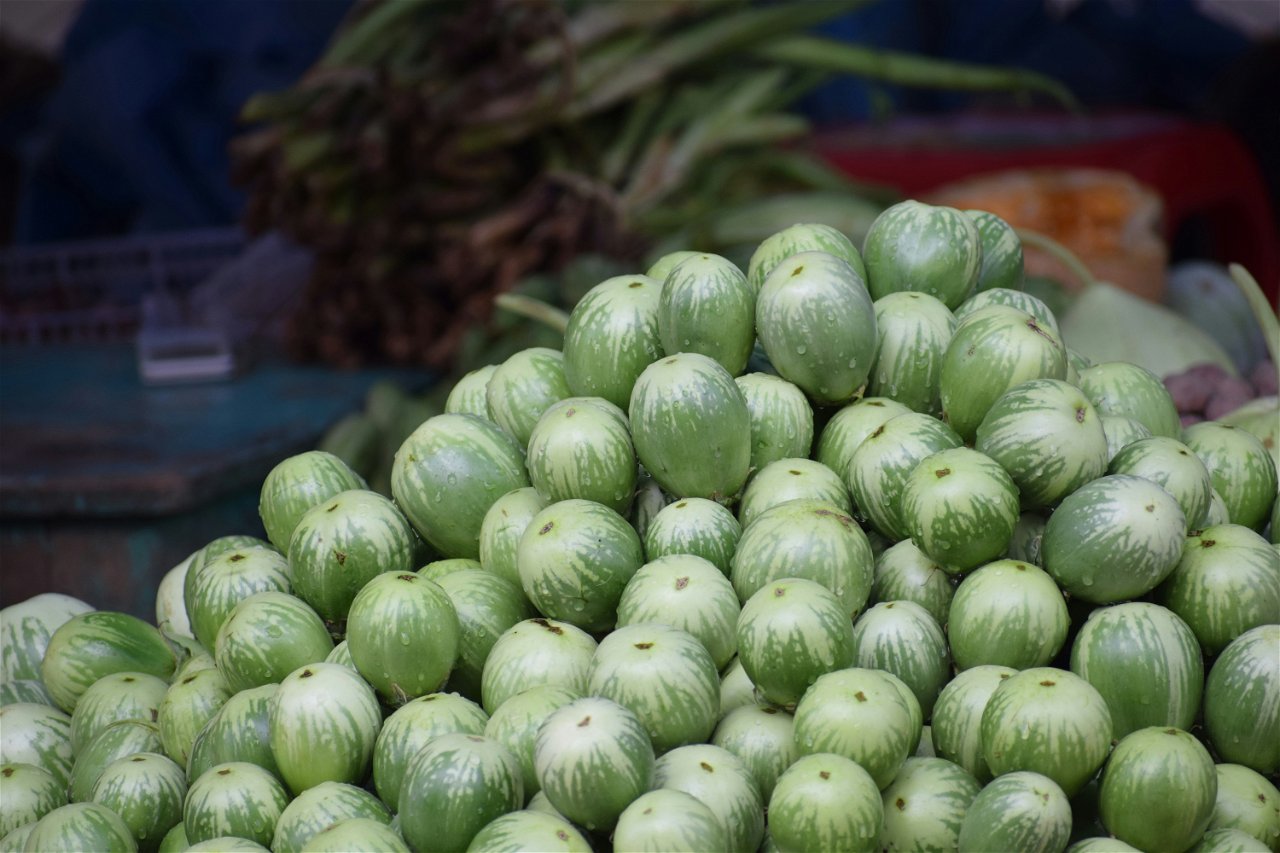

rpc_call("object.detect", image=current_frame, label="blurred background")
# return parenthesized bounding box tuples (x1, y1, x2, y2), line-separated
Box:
(2, 0, 1277, 614)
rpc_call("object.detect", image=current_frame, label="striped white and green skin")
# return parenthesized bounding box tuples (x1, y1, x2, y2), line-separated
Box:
(939, 305, 1068, 443)
(1042, 474, 1188, 604)
(615, 555, 740, 671)
(392, 413, 530, 560)
(900, 447, 1020, 572)
(563, 274, 664, 412)
(957, 771, 1071, 853)
(651, 743, 764, 853)
(22, 802, 138, 853)
(445, 365, 499, 419)
(479, 487, 549, 590)
(747, 222, 866, 294)
(756, 250, 878, 406)
(792, 667, 920, 790)
(345, 572, 460, 705)
(735, 373, 815, 472)
(524, 790, 569, 820)
(186, 547, 293, 651)
(516, 499, 644, 633)
(1100, 726, 1218, 853)
(1066, 839, 1141, 853)
(642, 498, 740, 575)
(1160, 524, 1280, 655)
(258, 451, 366, 553)
(955, 287, 1058, 336)
(871, 540, 954, 627)
(486, 347, 572, 448)
(186, 685, 279, 784)
(69, 672, 168, 754)
(736, 578, 856, 709)
(1078, 361, 1182, 439)
(710, 703, 795, 803)
(0, 681, 53, 708)
(657, 252, 755, 377)
(976, 378, 1110, 508)
(183, 837, 268, 852)
(981, 667, 1114, 797)
(964, 210, 1025, 293)
(271, 781, 390, 853)
(371, 691, 488, 810)
(182, 538, 278, 630)
(1208, 764, 1280, 851)
(91, 752, 186, 851)
(738, 458, 850, 528)
(214, 592, 333, 694)
(1183, 422, 1278, 531)
(437, 570, 536, 701)
(0, 763, 65, 837)
(629, 352, 752, 502)
(155, 821, 186, 853)
(268, 663, 382, 795)
(1110, 435, 1215, 527)
(1205, 625, 1280, 775)
(646, 250, 703, 282)
(868, 291, 956, 416)
(172, 647, 215, 682)
(814, 397, 911, 490)
(612, 788, 729, 853)
(480, 618, 597, 715)
(418, 558, 483, 584)
(1210, 488, 1236, 527)
(324, 641, 353, 669)
(484, 685, 580, 799)
(879, 756, 982, 853)
(533, 696, 655, 832)
(465, 810, 590, 853)
(1070, 602, 1204, 738)
(525, 396, 637, 516)
(287, 489, 419, 626)
(69, 720, 163, 804)
(158, 668, 232, 772)
(930, 665, 1016, 784)
(587, 623, 720, 754)
(183, 762, 289, 848)
(0, 704, 72, 794)
(768, 752, 883, 853)
(1, 593, 94, 683)
(948, 560, 1068, 671)
(731, 499, 873, 621)
(847, 412, 963, 541)
(718, 658, 755, 719)
(156, 555, 195, 641)
(39, 612, 178, 714)
(862, 200, 982, 309)
(630, 472, 673, 542)
(298, 818, 407, 853)
(1190, 828, 1273, 853)
(849, 601, 950, 719)
(0, 820, 36, 851)
(1101, 414, 1154, 464)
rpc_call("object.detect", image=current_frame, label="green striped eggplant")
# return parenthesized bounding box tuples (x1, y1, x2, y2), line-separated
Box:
(1208, 764, 1280, 850)
(323, 641, 353, 670)
(1182, 422, 1278, 531)
(372, 692, 488, 810)
(1, 593, 93, 684)
(0, 763, 65, 837)
(70, 672, 168, 754)
(1100, 727, 1217, 853)
(615, 554, 740, 671)
(534, 696, 655, 832)
(629, 352, 751, 502)
(1204, 625, 1280, 775)
(525, 397, 636, 515)
(587, 623, 720, 754)
(930, 665, 1016, 784)
(214, 592, 332, 694)
(186, 685, 279, 784)
(298, 818, 406, 852)
(651, 743, 764, 853)
(948, 560, 1068, 671)
(647, 251, 702, 283)
(0, 681, 53, 708)
(641, 498, 740, 575)
(465, 810, 590, 853)
(1077, 361, 1181, 439)
(1110, 436, 1215, 527)
(486, 347, 572, 448)
(156, 555, 195, 641)
(40, 612, 177, 714)
(22, 802, 137, 853)
(871, 539, 954, 627)
(271, 781, 390, 853)
(792, 667, 920, 789)
(847, 411, 963, 541)
(734, 373, 815, 472)
(612, 788, 728, 853)
(630, 471, 672, 541)
(268, 663, 381, 795)
(976, 378, 1109, 508)
(955, 287, 1058, 335)
(880, 757, 981, 853)
(849, 601, 950, 719)
(69, 720, 163, 804)
(767, 752, 883, 853)
(1070, 602, 1203, 738)
(736, 578, 855, 709)
(435, 569, 535, 700)
(183, 837, 268, 852)
(1043, 474, 1187, 604)
(747, 222, 867, 294)
(737, 458, 850, 529)
(157, 667, 232, 773)
(862, 200, 982, 309)
(1, 703, 72, 794)
(718, 658, 756, 720)
(479, 487, 549, 590)
(958, 771, 1071, 853)
(981, 667, 1113, 796)
(755, 250, 877, 405)
(1065, 839, 1141, 853)
(444, 365, 498, 420)
(258, 451, 366, 552)
(657, 252, 755, 376)
(562, 274, 664, 412)
(391, 413, 530, 560)
(90, 752, 186, 852)
(186, 547, 292, 652)
(868, 291, 956, 415)
(184, 762, 289, 848)
(965, 210, 1025, 292)
(417, 558, 481, 583)
(479, 618, 596, 716)
(1101, 415, 1154, 464)
(483, 685, 580, 800)
(183, 537, 276, 614)
(155, 822, 186, 853)
(814, 397, 911, 489)
(0, 820, 36, 851)
(710, 703, 796, 803)
(1189, 828, 1272, 852)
